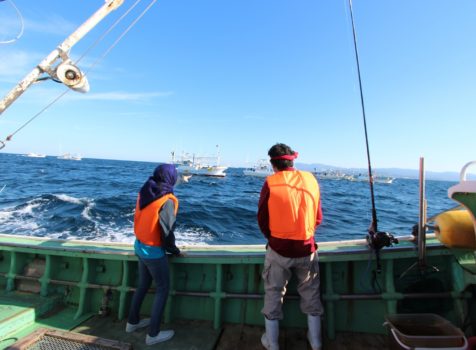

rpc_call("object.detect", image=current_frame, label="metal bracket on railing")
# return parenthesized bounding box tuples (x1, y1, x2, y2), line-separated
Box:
(400, 157, 439, 278)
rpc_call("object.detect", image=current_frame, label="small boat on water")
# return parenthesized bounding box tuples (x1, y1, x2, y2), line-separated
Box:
(314, 169, 394, 183)
(172, 151, 227, 177)
(57, 153, 82, 161)
(350, 173, 395, 184)
(25, 152, 46, 158)
(313, 169, 353, 181)
(243, 159, 273, 177)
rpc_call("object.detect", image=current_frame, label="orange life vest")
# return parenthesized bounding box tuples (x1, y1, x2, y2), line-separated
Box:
(267, 170, 320, 240)
(134, 193, 179, 246)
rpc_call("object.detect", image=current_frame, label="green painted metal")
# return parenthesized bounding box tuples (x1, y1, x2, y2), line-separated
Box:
(454, 250, 476, 275)
(451, 193, 476, 260)
(0, 233, 475, 343)
(118, 260, 129, 320)
(452, 193, 476, 222)
(213, 264, 223, 329)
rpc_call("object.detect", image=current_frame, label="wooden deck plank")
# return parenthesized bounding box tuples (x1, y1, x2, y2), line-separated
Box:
(73, 316, 221, 350)
(71, 316, 390, 350)
(324, 331, 389, 349)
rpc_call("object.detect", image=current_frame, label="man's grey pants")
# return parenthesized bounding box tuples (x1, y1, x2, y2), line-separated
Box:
(261, 246, 324, 320)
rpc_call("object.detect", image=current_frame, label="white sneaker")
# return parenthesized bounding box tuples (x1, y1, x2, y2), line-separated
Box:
(145, 330, 174, 345)
(261, 332, 279, 350)
(261, 333, 270, 349)
(125, 318, 150, 333)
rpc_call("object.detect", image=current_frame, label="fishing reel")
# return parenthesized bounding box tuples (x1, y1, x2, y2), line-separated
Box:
(367, 231, 399, 251)
(55, 61, 90, 93)
(367, 231, 399, 274)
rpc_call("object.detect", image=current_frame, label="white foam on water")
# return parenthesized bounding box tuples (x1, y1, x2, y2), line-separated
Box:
(15, 221, 40, 231)
(1, 194, 214, 245)
(53, 225, 214, 245)
(174, 227, 213, 246)
(53, 193, 85, 205)
(15, 200, 44, 215)
(0, 210, 13, 221)
(0, 208, 40, 232)
(0, 198, 45, 230)
(81, 200, 95, 221)
(54, 192, 97, 222)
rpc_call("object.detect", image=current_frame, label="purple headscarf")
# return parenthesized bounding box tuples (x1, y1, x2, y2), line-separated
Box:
(139, 164, 178, 209)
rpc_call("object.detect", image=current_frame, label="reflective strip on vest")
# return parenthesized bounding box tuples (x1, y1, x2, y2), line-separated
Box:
(134, 193, 179, 246)
(267, 170, 320, 240)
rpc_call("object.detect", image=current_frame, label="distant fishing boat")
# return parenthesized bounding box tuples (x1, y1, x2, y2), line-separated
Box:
(174, 156, 227, 177)
(57, 153, 82, 161)
(243, 159, 273, 177)
(350, 173, 395, 184)
(172, 148, 227, 177)
(25, 152, 46, 158)
(313, 169, 353, 181)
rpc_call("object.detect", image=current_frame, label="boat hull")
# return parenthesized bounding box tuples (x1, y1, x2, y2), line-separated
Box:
(243, 170, 272, 177)
(177, 165, 228, 177)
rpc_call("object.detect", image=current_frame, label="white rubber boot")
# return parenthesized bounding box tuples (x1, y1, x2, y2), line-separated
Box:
(261, 318, 279, 350)
(307, 315, 322, 350)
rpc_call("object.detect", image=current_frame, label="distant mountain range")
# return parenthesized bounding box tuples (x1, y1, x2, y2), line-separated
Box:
(295, 163, 472, 182)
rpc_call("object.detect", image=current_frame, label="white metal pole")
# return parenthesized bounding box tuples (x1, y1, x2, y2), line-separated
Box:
(0, 0, 124, 115)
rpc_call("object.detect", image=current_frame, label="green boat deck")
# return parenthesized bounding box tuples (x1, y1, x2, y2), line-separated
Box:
(0, 233, 474, 349)
(0, 290, 388, 349)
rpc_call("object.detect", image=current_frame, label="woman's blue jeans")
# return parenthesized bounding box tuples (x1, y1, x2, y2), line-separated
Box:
(127, 256, 170, 337)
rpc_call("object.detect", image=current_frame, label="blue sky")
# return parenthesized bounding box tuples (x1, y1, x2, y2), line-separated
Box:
(0, 0, 475, 172)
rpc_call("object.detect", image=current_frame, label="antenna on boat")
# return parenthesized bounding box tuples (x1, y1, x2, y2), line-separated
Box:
(347, 0, 398, 272)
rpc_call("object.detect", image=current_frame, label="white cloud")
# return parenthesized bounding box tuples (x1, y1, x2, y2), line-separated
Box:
(63, 91, 174, 102)
(24, 15, 77, 37)
(0, 6, 75, 43)
(0, 50, 43, 81)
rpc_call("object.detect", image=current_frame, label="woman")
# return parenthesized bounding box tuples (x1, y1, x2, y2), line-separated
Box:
(125, 163, 181, 345)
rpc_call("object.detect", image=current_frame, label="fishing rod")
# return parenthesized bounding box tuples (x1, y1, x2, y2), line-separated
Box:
(347, 0, 397, 273)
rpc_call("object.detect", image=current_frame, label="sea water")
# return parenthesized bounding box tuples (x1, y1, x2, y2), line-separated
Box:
(0, 153, 457, 245)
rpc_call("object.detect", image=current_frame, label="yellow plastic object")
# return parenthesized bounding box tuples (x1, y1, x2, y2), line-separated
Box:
(435, 210, 476, 249)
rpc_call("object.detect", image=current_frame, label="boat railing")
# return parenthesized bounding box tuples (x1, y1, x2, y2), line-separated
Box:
(0, 232, 468, 338)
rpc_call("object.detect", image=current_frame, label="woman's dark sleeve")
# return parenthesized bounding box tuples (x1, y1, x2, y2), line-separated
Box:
(159, 199, 176, 238)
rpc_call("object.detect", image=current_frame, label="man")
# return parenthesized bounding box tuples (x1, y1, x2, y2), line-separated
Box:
(257, 143, 323, 350)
